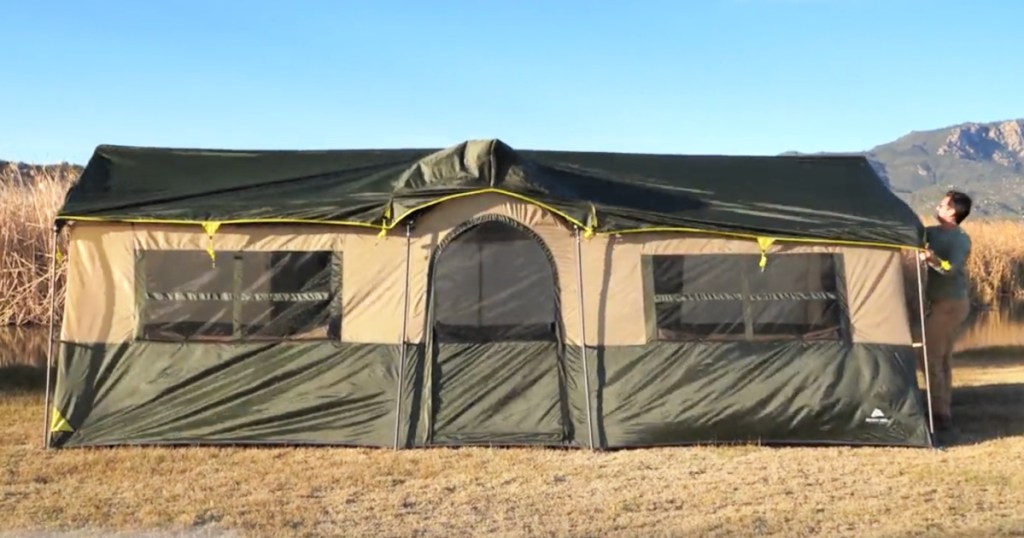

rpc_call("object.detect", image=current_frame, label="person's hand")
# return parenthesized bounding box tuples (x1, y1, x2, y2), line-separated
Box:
(919, 249, 935, 262)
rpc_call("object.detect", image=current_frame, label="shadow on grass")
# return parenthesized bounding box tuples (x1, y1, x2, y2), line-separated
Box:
(0, 364, 46, 394)
(948, 382, 1024, 447)
(956, 346, 1024, 364)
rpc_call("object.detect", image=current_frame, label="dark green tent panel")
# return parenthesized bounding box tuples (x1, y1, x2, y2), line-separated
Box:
(57, 139, 924, 247)
(47, 139, 935, 450)
(50, 341, 928, 449)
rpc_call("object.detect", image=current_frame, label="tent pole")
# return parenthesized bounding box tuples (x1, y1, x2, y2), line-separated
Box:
(393, 222, 413, 450)
(914, 253, 935, 437)
(574, 227, 595, 449)
(43, 224, 58, 450)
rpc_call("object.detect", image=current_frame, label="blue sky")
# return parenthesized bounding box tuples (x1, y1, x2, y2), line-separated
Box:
(3, 0, 1022, 164)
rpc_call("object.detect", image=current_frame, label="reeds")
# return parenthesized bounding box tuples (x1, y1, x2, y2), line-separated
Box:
(959, 219, 1024, 303)
(0, 169, 72, 326)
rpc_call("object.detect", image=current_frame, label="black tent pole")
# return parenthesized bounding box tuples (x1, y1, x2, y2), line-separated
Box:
(574, 227, 595, 449)
(42, 224, 58, 450)
(914, 253, 935, 439)
(393, 221, 413, 450)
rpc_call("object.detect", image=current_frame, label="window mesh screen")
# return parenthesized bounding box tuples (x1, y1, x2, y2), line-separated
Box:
(432, 220, 558, 342)
(138, 250, 338, 342)
(650, 253, 845, 341)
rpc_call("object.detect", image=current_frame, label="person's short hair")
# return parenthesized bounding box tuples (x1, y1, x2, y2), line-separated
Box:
(945, 190, 972, 223)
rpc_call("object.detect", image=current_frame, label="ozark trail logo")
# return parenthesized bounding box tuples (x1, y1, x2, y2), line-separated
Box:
(865, 407, 892, 425)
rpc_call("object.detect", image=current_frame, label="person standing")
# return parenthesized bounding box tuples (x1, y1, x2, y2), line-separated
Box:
(919, 190, 973, 435)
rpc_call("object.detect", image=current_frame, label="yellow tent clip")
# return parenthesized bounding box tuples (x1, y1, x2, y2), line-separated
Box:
(201, 222, 221, 266)
(55, 247, 64, 264)
(939, 259, 952, 272)
(583, 204, 598, 238)
(757, 237, 776, 271)
(50, 407, 73, 433)
(378, 204, 393, 238)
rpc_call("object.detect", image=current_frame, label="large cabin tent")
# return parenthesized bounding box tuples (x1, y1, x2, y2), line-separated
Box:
(45, 139, 936, 449)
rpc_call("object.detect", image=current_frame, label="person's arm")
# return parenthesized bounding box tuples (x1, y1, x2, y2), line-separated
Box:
(921, 236, 970, 274)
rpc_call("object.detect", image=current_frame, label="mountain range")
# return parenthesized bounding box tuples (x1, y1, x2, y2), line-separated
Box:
(783, 118, 1024, 218)
(4, 119, 1024, 219)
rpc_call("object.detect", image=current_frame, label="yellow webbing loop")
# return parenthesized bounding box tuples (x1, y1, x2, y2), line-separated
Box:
(757, 237, 776, 271)
(201, 222, 221, 267)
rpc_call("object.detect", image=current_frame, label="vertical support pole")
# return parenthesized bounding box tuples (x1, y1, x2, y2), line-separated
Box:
(574, 227, 595, 449)
(914, 254, 935, 436)
(393, 222, 413, 450)
(43, 224, 59, 450)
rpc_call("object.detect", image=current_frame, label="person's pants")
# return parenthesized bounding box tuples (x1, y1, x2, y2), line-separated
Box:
(919, 298, 971, 422)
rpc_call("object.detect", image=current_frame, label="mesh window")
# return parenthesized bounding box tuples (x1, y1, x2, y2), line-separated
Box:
(141, 300, 234, 340)
(649, 253, 845, 341)
(432, 220, 558, 342)
(138, 250, 338, 342)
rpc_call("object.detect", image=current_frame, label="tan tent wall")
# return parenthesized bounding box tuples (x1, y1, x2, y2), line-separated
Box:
(578, 234, 913, 346)
(61, 224, 136, 343)
(61, 222, 346, 343)
(60, 193, 913, 347)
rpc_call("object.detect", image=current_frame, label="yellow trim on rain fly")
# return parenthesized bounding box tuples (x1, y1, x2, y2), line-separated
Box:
(57, 215, 386, 230)
(56, 189, 585, 232)
(58, 194, 925, 252)
(597, 226, 925, 252)
(387, 188, 589, 231)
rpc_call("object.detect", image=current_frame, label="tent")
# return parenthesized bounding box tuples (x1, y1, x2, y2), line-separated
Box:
(44, 139, 937, 449)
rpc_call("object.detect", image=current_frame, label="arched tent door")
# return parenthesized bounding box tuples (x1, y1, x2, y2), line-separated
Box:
(425, 215, 570, 446)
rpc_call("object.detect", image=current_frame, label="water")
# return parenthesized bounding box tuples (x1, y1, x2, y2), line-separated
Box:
(0, 325, 50, 391)
(954, 301, 1024, 355)
(3, 301, 1021, 371)
(0, 325, 49, 369)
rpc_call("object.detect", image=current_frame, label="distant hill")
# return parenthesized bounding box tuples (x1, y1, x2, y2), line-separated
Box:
(4, 121, 1024, 219)
(867, 119, 1024, 218)
(784, 119, 1024, 218)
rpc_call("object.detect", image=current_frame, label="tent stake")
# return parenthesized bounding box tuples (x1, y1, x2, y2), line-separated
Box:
(574, 227, 595, 449)
(393, 222, 413, 450)
(914, 254, 935, 439)
(43, 224, 58, 450)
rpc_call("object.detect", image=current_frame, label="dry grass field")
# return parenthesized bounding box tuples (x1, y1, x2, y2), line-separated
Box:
(2, 357, 1023, 538)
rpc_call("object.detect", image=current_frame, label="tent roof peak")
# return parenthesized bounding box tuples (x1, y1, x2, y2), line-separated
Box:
(394, 138, 520, 190)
